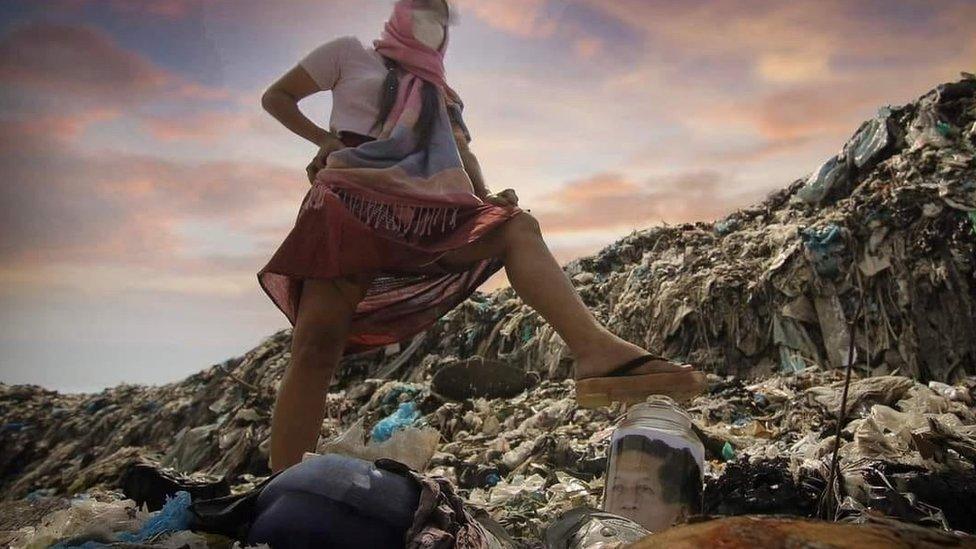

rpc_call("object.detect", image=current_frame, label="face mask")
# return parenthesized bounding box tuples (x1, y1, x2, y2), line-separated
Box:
(411, 5, 446, 50)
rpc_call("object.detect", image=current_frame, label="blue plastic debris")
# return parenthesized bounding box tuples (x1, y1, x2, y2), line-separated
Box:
(714, 218, 740, 236)
(117, 490, 193, 543)
(779, 347, 808, 374)
(803, 224, 841, 248)
(24, 488, 56, 501)
(731, 416, 752, 428)
(371, 402, 420, 443)
(796, 155, 848, 205)
(801, 224, 845, 277)
(851, 107, 894, 168)
(465, 326, 482, 349)
(49, 492, 193, 548)
(485, 472, 501, 487)
(381, 383, 421, 406)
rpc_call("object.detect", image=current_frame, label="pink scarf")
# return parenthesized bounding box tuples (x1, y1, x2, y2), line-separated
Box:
(373, 0, 463, 128)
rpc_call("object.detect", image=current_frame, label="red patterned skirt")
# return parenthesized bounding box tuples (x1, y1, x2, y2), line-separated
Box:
(257, 131, 524, 357)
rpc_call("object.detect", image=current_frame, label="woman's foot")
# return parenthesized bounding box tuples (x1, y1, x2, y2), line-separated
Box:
(573, 328, 692, 381)
(572, 328, 705, 408)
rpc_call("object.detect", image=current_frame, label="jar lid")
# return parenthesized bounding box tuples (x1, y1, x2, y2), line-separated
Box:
(625, 395, 693, 426)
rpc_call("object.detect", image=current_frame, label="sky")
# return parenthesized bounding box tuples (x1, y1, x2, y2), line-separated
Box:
(0, 0, 973, 393)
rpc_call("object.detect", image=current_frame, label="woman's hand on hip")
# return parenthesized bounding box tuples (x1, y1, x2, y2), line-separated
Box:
(485, 188, 518, 208)
(306, 134, 346, 184)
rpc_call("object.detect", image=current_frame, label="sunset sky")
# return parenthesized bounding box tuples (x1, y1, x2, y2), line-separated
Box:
(1, 0, 973, 392)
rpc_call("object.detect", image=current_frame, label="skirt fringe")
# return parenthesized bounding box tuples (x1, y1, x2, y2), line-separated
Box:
(304, 184, 460, 238)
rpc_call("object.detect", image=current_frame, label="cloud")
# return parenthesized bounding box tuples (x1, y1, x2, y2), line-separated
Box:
(568, 0, 974, 175)
(51, 0, 198, 19)
(533, 171, 749, 233)
(0, 20, 231, 132)
(109, 0, 196, 19)
(583, 0, 975, 84)
(755, 50, 830, 83)
(0, 21, 171, 103)
(139, 111, 267, 142)
(0, 108, 121, 152)
(0, 119, 303, 271)
(574, 37, 603, 60)
(453, 0, 557, 38)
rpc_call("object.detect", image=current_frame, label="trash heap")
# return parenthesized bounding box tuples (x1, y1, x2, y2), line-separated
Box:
(1, 76, 975, 547)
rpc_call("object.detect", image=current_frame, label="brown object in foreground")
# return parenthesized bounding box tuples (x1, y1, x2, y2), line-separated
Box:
(626, 516, 976, 549)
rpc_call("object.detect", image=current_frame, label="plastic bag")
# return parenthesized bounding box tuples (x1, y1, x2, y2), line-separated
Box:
(313, 417, 439, 471)
(11, 496, 149, 549)
(371, 401, 420, 442)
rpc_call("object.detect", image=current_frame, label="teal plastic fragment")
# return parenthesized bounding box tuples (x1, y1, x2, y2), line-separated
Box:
(722, 441, 736, 462)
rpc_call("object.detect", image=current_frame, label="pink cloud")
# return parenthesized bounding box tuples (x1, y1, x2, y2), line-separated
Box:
(111, 0, 196, 19)
(0, 20, 243, 149)
(533, 171, 748, 232)
(585, 0, 975, 84)
(0, 22, 171, 102)
(139, 111, 261, 142)
(52, 0, 196, 19)
(574, 37, 603, 60)
(0, 120, 303, 268)
(453, 0, 557, 38)
(0, 21, 230, 110)
(2, 107, 121, 143)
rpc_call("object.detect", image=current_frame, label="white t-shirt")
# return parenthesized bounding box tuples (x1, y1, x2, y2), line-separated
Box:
(298, 35, 471, 144)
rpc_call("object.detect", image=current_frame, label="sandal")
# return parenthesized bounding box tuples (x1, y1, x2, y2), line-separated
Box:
(431, 356, 534, 401)
(574, 353, 706, 408)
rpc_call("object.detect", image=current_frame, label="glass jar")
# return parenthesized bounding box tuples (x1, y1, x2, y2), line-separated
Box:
(601, 395, 704, 532)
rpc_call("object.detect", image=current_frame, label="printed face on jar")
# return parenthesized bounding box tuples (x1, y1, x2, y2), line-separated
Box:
(603, 434, 702, 531)
(605, 447, 669, 528)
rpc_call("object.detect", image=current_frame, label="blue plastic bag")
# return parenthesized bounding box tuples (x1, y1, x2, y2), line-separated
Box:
(371, 402, 420, 442)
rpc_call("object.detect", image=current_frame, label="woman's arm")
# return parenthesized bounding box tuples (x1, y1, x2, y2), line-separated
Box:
(451, 119, 491, 199)
(261, 65, 339, 147)
(459, 148, 491, 200)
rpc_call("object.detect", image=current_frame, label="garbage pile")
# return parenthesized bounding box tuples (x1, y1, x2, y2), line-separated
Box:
(1, 75, 975, 547)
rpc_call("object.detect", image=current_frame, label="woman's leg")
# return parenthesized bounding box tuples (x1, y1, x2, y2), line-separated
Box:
(434, 211, 690, 379)
(268, 274, 375, 473)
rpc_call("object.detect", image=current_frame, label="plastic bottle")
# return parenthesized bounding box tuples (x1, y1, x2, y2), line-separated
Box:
(601, 395, 704, 532)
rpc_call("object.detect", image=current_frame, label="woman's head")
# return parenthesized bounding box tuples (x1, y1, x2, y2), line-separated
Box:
(410, 0, 451, 51)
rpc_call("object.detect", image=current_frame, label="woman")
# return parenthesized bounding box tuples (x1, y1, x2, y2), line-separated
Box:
(258, 0, 705, 473)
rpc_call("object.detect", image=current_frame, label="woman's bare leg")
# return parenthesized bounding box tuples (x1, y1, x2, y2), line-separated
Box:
(434, 211, 690, 379)
(268, 274, 374, 473)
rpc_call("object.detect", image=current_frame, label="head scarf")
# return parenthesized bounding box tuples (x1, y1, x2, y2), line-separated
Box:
(303, 0, 478, 238)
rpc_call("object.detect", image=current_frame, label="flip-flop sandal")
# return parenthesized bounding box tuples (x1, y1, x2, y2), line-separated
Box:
(574, 353, 706, 409)
(430, 356, 534, 401)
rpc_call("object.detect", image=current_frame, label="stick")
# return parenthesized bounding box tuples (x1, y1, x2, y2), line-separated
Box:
(819, 291, 865, 520)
